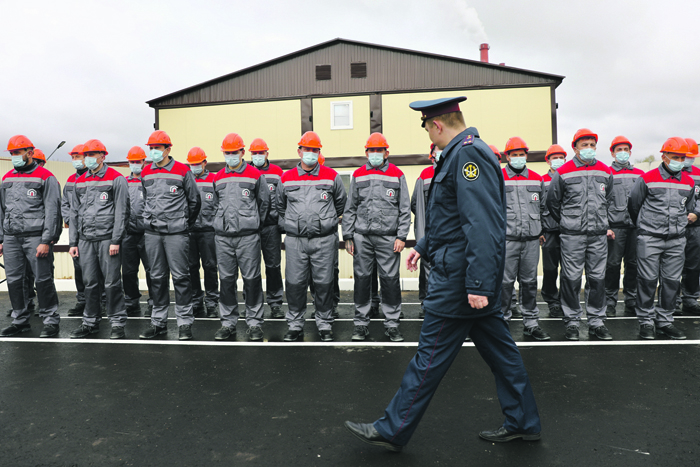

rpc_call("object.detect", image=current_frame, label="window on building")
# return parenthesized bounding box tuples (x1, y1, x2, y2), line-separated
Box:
(316, 65, 331, 80)
(351, 62, 367, 78)
(331, 101, 353, 130)
(337, 171, 352, 194)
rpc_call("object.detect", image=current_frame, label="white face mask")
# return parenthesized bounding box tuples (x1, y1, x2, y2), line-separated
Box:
(550, 159, 565, 170)
(225, 154, 241, 167)
(130, 163, 143, 174)
(302, 151, 319, 166)
(509, 156, 527, 170)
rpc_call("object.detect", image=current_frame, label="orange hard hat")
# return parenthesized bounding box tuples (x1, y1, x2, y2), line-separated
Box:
(488, 145, 501, 161)
(504, 137, 528, 154)
(298, 131, 322, 149)
(660, 137, 689, 155)
(127, 146, 147, 161)
(146, 130, 172, 147)
(685, 138, 698, 158)
(69, 144, 84, 155)
(610, 136, 632, 152)
(318, 154, 326, 165)
(545, 144, 567, 160)
(365, 132, 389, 149)
(221, 133, 245, 152)
(249, 138, 269, 152)
(32, 149, 46, 162)
(572, 128, 598, 149)
(187, 147, 207, 164)
(6, 135, 34, 152)
(83, 139, 108, 155)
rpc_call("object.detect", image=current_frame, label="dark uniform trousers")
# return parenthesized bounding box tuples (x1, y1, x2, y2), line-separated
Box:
(6, 235, 59, 326)
(605, 228, 638, 308)
(374, 311, 541, 446)
(540, 231, 561, 307)
(189, 230, 220, 309)
(260, 225, 284, 307)
(78, 238, 127, 327)
(145, 232, 194, 327)
(418, 259, 432, 308)
(216, 234, 264, 328)
(560, 234, 608, 328)
(122, 232, 153, 307)
(680, 227, 700, 307)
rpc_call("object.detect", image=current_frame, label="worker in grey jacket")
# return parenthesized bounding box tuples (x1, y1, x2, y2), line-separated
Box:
(212, 133, 269, 341)
(139, 131, 201, 341)
(0, 135, 62, 338)
(343, 133, 411, 342)
(68, 139, 129, 339)
(278, 131, 347, 342)
(541, 145, 567, 318)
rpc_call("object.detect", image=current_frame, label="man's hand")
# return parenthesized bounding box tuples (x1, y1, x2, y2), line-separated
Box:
(468, 294, 489, 309)
(607, 229, 616, 240)
(394, 239, 405, 253)
(345, 239, 354, 256)
(109, 244, 120, 256)
(406, 249, 421, 272)
(36, 244, 49, 258)
(689, 213, 698, 224)
(69, 246, 79, 258)
(539, 235, 546, 246)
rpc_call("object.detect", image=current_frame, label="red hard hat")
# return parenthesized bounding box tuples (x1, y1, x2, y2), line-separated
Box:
(365, 132, 389, 149)
(221, 133, 245, 152)
(660, 137, 689, 155)
(127, 146, 147, 161)
(572, 128, 598, 149)
(146, 130, 172, 147)
(69, 144, 84, 155)
(187, 147, 207, 164)
(32, 149, 46, 162)
(83, 139, 108, 155)
(685, 138, 698, 158)
(6, 135, 34, 152)
(545, 144, 567, 160)
(488, 145, 501, 161)
(610, 136, 632, 152)
(504, 137, 528, 154)
(249, 138, 269, 152)
(298, 131, 322, 149)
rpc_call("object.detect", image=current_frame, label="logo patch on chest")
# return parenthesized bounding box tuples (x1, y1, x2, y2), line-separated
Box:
(321, 191, 329, 201)
(169, 186, 178, 194)
(205, 192, 213, 200)
(27, 189, 37, 197)
(462, 162, 479, 181)
(695, 185, 699, 196)
(386, 188, 396, 198)
(682, 197, 688, 206)
(599, 183, 606, 193)
(268, 184, 276, 192)
(531, 193, 539, 201)
(99, 192, 109, 202)
(242, 189, 250, 198)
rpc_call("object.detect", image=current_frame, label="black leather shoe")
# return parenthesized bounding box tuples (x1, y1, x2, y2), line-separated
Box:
(657, 324, 686, 340)
(1, 323, 31, 337)
(548, 304, 564, 318)
(418, 309, 425, 319)
(344, 421, 402, 452)
(605, 305, 617, 317)
(682, 304, 700, 316)
(523, 326, 551, 341)
(623, 305, 637, 317)
(589, 325, 613, 340)
(385, 327, 404, 342)
(206, 306, 218, 318)
(70, 323, 99, 339)
(332, 307, 340, 319)
(40, 324, 60, 338)
(140, 324, 167, 339)
(479, 426, 540, 442)
(368, 306, 380, 319)
(144, 305, 153, 318)
(352, 325, 370, 341)
(270, 306, 285, 319)
(67, 302, 85, 317)
(214, 326, 235, 340)
(110, 326, 126, 339)
(283, 329, 303, 342)
(319, 329, 334, 342)
(639, 324, 655, 340)
(126, 304, 141, 317)
(247, 326, 264, 341)
(6, 308, 12, 317)
(193, 304, 205, 318)
(564, 326, 579, 341)
(178, 325, 193, 341)
(511, 308, 523, 318)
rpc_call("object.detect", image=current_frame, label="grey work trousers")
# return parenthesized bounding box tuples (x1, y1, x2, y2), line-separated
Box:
(260, 225, 284, 307)
(502, 240, 540, 328)
(122, 232, 153, 307)
(78, 239, 127, 327)
(540, 231, 560, 307)
(636, 235, 685, 327)
(680, 227, 700, 307)
(5, 235, 59, 326)
(559, 234, 607, 328)
(352, 233, 401, 329)
(216, 234, 264, 328)
(189, 230, 220, 309)
(309, 245, 341, 308)
(285, 233, 337, 332)
(605, 227, 638, 308)
(144, 233, 194, 327)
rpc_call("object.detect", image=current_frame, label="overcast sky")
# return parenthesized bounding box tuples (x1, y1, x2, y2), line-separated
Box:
(1, 0, 698, 165)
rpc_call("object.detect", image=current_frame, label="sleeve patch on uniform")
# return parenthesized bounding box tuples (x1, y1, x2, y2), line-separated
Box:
(463, 135, 474, 145)
(462, 162, 479, 181)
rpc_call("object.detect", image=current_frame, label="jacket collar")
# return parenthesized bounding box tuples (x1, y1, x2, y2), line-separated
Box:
(611, 161, 632, 171)
(364, 159, 389, 172)
(296, 161, 321, 176)
(195, 169, 210, 179)
(225, 161, 248, 174)
(659, 163, 682, 181)
(150, 157, 175, 172)
(505, 164, 529, 178)
(86, 163, 109, 179)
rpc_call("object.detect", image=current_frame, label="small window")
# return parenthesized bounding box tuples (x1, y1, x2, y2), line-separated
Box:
(331, 101, 353, 130)
(316, 65, 331, 80)
(338, 172, 352, 194)
(351, 62, 367, 78)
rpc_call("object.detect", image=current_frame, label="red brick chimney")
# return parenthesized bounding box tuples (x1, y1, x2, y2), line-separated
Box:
(480, 43, 490, 63)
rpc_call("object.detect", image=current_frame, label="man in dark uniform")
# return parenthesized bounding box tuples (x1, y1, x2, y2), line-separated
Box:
(344, 97, 541, 452)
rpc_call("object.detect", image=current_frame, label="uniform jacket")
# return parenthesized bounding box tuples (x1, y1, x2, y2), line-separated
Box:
(141, 158, 201, 235)
(61, 167, 88, 226)
(126, 174, 146, 234)
(628, 164, 696, 239)
(256, 162, 284, 227)
(342, 160, 411, 241)
(410, 165, 434, 241)
(682, 165, 700, 228)
(69, 164, 129, 246)
(278, 162, 347, 238)
(213, 161, 269, 237)
(546, 156, 613, 236)
(608, 161, 644, 228)
(414, 127, 506, 319)
(0, 162, 62, 244)
(541, 171, 559, 233)
(191, 170, 217, 232)
(503, 165, 545, 241)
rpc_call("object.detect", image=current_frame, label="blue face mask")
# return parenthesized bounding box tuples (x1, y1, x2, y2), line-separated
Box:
(190, 165, 203, 175)
(509, 156, 527, 170)
(302, 151, 319, 166)
(11, 155, 26, 168)
(368, 152, 385, 167)
(251, 155, 266, 167)
(150, 149, 164, 163)
(615, 151, 630, 163)
(579, 148, 596, 161)
(225, 154, 241, 167)
(84, 156, 100, 171)
(551, 159, 565, 170)
(130, 163, 142, 174)
(72, 159, 85, 170)
(667, 159, 684, 173)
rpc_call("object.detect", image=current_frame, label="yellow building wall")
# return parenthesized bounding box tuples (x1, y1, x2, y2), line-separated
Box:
(382, 86, 553, 155)
(311, 95, 371, 158)
(158, 100, 303, 163)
